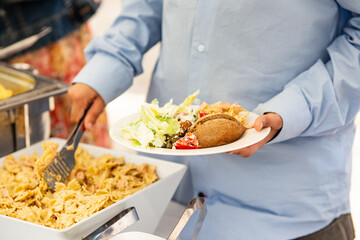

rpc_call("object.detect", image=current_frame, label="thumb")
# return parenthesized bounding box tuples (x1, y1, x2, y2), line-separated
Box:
(254, 113, 283, 131)
(254, 115, 266, 131)
(84, 97, 105, 130)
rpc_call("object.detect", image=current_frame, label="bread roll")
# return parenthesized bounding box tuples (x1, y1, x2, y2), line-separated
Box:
(189, 114, 245, 148)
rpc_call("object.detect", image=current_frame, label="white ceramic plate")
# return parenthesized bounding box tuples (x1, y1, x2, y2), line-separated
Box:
(110, 112, 271, 156)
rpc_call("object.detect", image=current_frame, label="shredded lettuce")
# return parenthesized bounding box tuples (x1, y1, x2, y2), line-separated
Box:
(121, 121, 154, 147)
(120, 90, 200, 147)
(175, 89, 200, 115)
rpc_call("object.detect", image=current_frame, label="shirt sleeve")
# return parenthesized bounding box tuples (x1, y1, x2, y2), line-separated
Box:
(254, 4, 360, 144)
(72, 0, 163, 104)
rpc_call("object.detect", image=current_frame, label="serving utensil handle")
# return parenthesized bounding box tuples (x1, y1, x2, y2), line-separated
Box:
(83, 207, 139, 240)
(0, 27, 52, 60)
(65, 104, 91, 150)
(166, 197, 207, 240)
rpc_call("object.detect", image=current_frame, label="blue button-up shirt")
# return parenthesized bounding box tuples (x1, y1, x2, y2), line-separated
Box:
(74, 1, 360, 239)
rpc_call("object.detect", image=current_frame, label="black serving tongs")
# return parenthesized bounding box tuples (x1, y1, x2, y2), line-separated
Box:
(43, 105, 90, 190)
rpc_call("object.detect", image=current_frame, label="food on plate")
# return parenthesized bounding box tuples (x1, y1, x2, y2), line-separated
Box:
(120, 90, 252, 149)
(0, 142, 158, 229)
(188, 114, 246, 148)
(197, 101, 252, 128)
(0, 83, 12, 100)
(173, 133, 199, 149)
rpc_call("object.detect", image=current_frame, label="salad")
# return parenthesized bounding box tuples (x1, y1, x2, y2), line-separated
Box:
(120, 90, 250, 149)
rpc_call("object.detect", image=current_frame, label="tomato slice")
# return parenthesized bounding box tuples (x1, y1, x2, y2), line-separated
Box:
(174, 144, 198, 149)
(198, 112, 208, 118)
(173, 133, 199, 149)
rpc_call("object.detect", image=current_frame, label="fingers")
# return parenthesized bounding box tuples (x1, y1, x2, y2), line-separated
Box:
(68, 83, 105, 130)
(227, 113, 283, 158)
(84, 97, 105, 130)
(254, 113, 283, 132)
(70, 100, 86, 124)
(68, 84, 90, 123)
(227, 137, 267, 158)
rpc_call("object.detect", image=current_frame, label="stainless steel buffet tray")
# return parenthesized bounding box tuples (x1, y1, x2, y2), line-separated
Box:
(0, 63, 68, 157)
(0, 63, 68, 111)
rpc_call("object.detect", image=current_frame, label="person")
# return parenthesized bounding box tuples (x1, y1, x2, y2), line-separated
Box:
(68, 1, 360, 239)
(0, 0, 111, 148)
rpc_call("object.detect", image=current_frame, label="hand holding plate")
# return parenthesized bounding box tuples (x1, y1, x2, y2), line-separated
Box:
(227, 113, 283, 157)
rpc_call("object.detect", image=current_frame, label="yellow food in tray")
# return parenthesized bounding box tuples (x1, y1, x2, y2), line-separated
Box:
(0, 83, 12, 100)
(0, 142, 158, 229)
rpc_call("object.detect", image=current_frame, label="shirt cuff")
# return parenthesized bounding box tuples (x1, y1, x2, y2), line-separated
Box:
(72, 52, 134, 105)
(253, 85, 312, 144)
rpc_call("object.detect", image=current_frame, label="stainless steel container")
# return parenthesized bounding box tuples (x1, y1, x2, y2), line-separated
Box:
(0, 63, 68, 157)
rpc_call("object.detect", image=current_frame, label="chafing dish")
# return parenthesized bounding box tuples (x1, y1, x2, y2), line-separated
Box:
(0, 63, 68, 157)
(0, 138, 186, 240)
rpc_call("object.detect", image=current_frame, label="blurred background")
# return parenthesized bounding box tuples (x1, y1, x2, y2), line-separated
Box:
(88, 0, 360, 238)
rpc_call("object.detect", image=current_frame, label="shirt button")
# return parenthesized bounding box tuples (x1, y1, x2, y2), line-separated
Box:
(197, 44, 205, 52)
